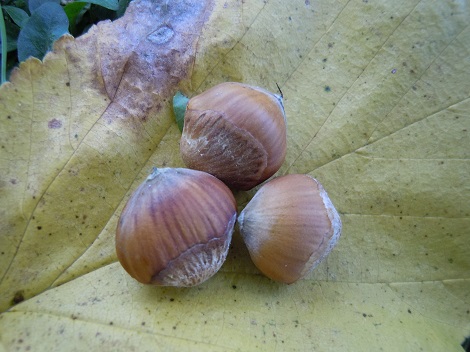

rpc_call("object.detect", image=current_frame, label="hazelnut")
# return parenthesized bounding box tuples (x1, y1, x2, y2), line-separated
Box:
(238, 174, 342, 284)
(180, 82, 287, 190)
(115, 168, 237, 286)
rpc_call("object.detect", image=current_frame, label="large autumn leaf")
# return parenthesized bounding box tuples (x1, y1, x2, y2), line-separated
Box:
(1, 0, 469, 350)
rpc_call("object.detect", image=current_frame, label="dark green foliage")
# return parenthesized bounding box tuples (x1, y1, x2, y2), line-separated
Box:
(17, 2, 69, 62)
(0, 0, 130, 82)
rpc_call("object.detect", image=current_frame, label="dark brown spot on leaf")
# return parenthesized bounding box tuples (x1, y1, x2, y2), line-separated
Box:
(12, 291, 25, 305)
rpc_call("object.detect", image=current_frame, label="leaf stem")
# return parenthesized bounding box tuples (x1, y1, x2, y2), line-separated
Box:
(0, 5, 7, 84)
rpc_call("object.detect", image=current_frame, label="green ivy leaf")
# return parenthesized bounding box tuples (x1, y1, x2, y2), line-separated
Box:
(28, 0, 61, 13)
(85, 0, 119, 11)
(65, 0, 119, 13)
(63, 2, 89, 34)
(4, 18, 21, 52)
(63, 1, 88, 18)
(116, 0, 131, 17)
(17, 2, 69, 62)
(172, 91, 189, 132)
(2, 6, 30, 28)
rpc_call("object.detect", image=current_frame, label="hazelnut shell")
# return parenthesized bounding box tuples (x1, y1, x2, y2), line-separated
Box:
(180, 82, 287, 190)
(115, 168, 237, 286)
(238, 174, 342, 284)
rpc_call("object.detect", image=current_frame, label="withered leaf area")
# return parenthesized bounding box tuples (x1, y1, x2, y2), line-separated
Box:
(0, 0, 213, 311)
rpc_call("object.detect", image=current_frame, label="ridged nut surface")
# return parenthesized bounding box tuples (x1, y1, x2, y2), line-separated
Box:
(180, 82, 287, 190)
(116, 168, 237, 286)
(238, 174, 342, 284)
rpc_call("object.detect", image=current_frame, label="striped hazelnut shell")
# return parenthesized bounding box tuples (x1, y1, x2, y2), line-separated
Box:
(180, 82, 287, 190)
(238, 174, 342, 284)
(115, 168, 237, 286)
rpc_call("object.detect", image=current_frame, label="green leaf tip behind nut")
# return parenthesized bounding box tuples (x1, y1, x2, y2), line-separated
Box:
(172, 91, 189, 132)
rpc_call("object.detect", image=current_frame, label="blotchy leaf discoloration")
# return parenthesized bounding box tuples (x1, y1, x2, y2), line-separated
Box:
(0, 0, 214, 311)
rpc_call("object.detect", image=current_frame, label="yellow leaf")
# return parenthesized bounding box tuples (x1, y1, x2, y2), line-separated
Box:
(1, 0, 469, 350)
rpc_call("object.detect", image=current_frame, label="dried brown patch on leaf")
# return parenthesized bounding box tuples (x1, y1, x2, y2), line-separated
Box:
(0, 0, 214, 311)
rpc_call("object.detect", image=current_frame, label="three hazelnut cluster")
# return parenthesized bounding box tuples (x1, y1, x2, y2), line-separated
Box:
(115, 82, 342, 286)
